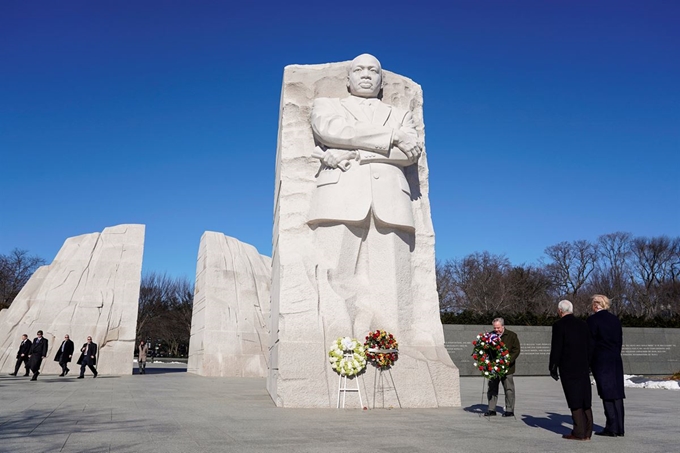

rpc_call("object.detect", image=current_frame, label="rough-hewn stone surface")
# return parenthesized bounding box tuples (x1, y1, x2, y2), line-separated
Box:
(268, 61, 461, 408)
(0, 224, 145, 376)
(187, 232, 271, 377)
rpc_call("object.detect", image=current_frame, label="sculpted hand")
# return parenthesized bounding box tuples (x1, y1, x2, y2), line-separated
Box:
(392, 130, 421, 163)
(321, 149, 357, 170)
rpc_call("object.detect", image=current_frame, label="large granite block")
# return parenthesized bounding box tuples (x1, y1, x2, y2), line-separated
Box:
(0, 224, 145, 376)
(268, 57, 460, 408)
(187, 232, 271, 377)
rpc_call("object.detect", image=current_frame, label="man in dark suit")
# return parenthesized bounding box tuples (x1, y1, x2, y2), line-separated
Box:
(28, 330, 49, 381)
(549, 300, 593, 441)
(77, 336, 98, 378)
(484, 317, 521, 417)
(53, 334, 75, 377)
(9, 334, 32, 376)
(588, 294, 625, 437)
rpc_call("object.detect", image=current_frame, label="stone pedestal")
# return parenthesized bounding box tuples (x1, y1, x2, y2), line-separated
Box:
(187, 232, 271, 377)
(268, 60, 460, 407)
(0, 224, 144, 376)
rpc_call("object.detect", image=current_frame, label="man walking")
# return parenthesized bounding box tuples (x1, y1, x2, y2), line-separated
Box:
(9, 334, 32, 376)
(28, 330, 49, 381)
(54, 334, 75, 376)
(484, 318, 521, 417)
(76, 336, 98, 379)
(549, 300, 593, 441)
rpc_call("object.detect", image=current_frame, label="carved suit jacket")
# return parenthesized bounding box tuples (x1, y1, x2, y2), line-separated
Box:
(308, 95, 418, 232)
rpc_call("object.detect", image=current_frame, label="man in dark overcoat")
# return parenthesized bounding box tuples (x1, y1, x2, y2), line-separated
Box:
(9, 334, 32, 376)
(54, 334, 75, 377)
(587, 294, 625, 437)
(28, 330, 49, 381)
(484, 317, 521, 417)
(549, 300, 593, 441)
(77, 336, 98, 378)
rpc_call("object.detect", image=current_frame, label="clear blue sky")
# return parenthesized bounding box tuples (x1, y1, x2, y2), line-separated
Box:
(1, 1, 678, 280)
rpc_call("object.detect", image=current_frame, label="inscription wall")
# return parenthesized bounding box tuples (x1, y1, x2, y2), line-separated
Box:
(443, 324, 679, 376)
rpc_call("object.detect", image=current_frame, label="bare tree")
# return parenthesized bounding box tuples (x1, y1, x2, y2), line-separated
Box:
(0, 249, 46, 310)
(543, 240, 598, 313)
(629, 236, 679, 317)
(591, 232, 633, 314)
(450, 252, 512, 314)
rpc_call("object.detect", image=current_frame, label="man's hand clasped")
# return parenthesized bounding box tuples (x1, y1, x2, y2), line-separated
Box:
(392, 130, 421, 164)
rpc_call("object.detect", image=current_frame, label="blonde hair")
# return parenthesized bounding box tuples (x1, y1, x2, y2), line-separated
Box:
(591, 294, 611, 310)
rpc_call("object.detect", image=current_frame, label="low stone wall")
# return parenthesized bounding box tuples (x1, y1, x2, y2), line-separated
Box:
(443, 324, 680, 376)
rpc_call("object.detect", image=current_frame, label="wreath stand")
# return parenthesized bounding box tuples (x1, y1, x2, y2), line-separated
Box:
(336, 352, 364, 409)
(370, 348, 401, 409)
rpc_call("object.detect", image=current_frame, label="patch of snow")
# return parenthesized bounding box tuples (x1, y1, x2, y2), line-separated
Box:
(624, 374, 680, 390)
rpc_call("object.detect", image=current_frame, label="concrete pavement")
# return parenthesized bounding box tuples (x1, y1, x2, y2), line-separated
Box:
(1, 364, 678, 453)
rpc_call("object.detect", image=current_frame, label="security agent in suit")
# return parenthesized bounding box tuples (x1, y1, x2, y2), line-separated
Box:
(28, 330, 49, 381)
(54, 334, 75, 376)
(587, 294, 625, 437)
(308, 53, 421, 336)
(76, 336, 98, 378)
(549, 300, 593, 441)
(485, 318, 521, 417)
(9, 334, 32, 376)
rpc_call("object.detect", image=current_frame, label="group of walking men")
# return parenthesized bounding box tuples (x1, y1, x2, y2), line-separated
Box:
(9, 331, 98, 380)
(484, 294, 626, 441)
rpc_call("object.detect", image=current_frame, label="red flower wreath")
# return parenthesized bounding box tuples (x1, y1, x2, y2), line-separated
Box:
(364, 330, 399, 370)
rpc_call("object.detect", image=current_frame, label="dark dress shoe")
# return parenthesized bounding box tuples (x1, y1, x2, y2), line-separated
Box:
(595, 431, 617, 437)
(617, 433, 625, 437)
(502, 412, 514, 417)
(93, 372, 98, 378)
(77, 376, 84, 379)
(59, 373, 65, 377)
(23, 373, 30, 377)
(483, 410, 497, 416)
(8, 373, 16, 376)
(562, 434, 587, 441)
(30, 376, 37, 381)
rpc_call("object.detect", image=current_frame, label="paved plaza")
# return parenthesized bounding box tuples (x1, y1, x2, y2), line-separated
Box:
(1, 364, 678, 453)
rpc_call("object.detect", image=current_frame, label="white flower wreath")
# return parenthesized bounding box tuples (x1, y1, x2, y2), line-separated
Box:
(328, 337, 367, 377)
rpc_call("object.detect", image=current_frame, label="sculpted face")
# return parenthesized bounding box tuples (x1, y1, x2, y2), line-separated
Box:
(348, 54, 382, 98)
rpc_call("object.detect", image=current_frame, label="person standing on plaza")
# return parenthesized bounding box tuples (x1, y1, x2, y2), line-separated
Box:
(28, 330, 49, 381)
(54, 334, 75, 376)
(549, 300, 593, 441)
(137, 340, 149, 375)
(9, 334, 32, 376)
(76, 336, 98, 379)
(484, 317, 521, 417)
(587, 294, 626, 437)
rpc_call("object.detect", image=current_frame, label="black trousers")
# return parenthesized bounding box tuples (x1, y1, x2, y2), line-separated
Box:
(80, 357, 97, 377)
(602, 398, 625, 435)
(14, 356, 29, 375)
(58, 360, 70, 374)
(28, 355, 43, 375)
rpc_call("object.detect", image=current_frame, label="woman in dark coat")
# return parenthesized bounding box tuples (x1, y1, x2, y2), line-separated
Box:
(587, 294, 625, 437)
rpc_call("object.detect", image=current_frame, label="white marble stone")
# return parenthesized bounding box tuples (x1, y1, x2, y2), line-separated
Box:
(187, 232, 271, 377)
(268, 55, 461, 408)
(0, 224, 145, 376)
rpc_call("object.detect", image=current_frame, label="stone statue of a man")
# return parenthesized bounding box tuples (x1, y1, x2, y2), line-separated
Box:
(307, 53, 422, 338)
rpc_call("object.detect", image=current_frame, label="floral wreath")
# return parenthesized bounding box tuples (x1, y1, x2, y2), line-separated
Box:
(328, 337, 367, 377)
(364, 330, 399, 370)
(471, 332, 511, 380)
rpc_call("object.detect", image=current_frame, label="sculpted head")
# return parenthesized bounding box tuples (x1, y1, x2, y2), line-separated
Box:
(347, 53, 383, 98)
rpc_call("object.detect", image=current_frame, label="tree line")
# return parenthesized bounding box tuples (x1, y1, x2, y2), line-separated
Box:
(437, 232, 680, 326)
